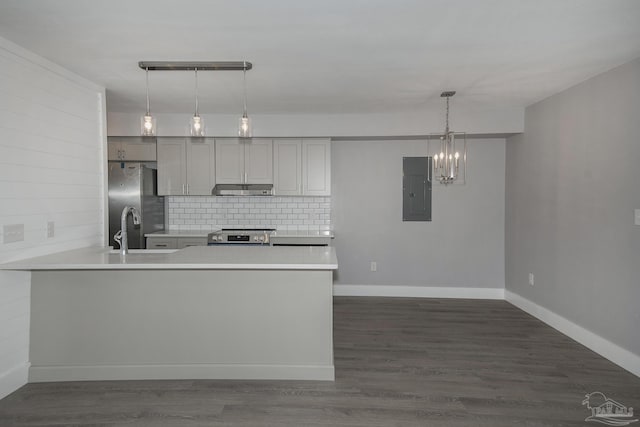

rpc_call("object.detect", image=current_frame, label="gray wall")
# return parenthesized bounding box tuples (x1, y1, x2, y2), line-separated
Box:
(505, 58, 640, 356)
(332, 138, 505, 289)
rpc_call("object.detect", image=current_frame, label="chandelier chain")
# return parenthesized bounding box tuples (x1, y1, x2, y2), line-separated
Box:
(445, 96, 450, 134)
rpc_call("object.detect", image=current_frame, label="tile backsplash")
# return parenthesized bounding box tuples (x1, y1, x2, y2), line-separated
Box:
(166, 196, 331, 231)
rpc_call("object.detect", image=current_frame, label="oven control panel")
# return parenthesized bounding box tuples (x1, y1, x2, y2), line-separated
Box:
(207, 229, 274, 245)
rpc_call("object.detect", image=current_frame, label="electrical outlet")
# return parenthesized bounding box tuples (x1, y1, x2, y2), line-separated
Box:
(3, 224, 24, 243)
(528, 273, 535, 286)
(47, 221, 55, 238)
(370, 261, 377, 272)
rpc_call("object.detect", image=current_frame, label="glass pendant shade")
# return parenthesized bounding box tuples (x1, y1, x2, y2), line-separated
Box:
(190, 115, 205, 137)
(141, 114, 156, 136)
(141, 68, 156, 136)
(239, 115, 251, 138)
(189, 69, 205, 137)
(238, 61, 252, 138)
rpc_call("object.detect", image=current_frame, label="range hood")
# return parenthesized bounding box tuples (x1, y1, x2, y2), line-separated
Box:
(212, 184, 274, 196)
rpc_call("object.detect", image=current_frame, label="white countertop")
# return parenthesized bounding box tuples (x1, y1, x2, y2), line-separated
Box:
(145, 230, 218, 238)
(145, 229, 334, 239)
(270, 230, 334, 238)
(146, 229, 334, 241)
(0, 246, 338, 271)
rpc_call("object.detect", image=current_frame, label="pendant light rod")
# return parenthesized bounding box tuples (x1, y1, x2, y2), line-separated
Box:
(242, 61, 248, 117)
(139, 61, 252, 71)
(145, 67, 150, 115)
(194, 68, 199, 116)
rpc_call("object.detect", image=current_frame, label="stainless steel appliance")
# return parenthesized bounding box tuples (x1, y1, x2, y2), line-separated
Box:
(208, 228, 275, 245)
(212, 184, 273, 196)
(108, 162, 164, 249)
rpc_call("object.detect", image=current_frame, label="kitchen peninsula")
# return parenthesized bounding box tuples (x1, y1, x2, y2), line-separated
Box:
(0, 246, 338, 382)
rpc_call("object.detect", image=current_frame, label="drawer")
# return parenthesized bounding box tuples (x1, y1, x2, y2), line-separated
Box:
(177, 237, 207, 249)
(146, 237, 177, 249)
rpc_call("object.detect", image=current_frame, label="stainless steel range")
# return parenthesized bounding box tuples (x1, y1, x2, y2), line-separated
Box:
(207, 228, 275, 245)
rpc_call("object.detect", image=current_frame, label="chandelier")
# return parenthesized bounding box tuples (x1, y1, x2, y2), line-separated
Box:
(429, 91, 466, 185)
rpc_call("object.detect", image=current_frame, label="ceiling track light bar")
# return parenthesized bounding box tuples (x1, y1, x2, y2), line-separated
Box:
(138, 61, 252, 71)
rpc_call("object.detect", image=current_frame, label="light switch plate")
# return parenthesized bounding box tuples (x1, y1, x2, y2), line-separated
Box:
(3, 224, 24, 243)
(635, 209, 640, 226)
(47, 221, 55, 238)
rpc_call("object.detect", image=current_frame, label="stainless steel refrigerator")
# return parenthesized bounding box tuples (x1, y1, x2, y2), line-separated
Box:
(108, 162, 164, 249)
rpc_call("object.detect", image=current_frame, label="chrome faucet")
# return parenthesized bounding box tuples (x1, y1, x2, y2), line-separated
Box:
(113, 206, 141, 255)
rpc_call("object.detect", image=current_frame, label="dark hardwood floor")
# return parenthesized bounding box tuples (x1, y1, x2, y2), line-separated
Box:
(1, 297, 638, 426)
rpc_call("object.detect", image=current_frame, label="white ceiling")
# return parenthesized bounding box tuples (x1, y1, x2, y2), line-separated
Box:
(1, 0, 640, 115)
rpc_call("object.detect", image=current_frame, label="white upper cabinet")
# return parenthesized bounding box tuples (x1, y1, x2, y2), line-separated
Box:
(245, 139, 273, 184)
(214, 139, 244, 184)
(157, 138, 215, 196)
(273, 138, 331, 196)
(157, 138, 186, 196)
(215, 138, 273, 184)
(108, 137, 157, 161)
(274, 139, 302, 195)
(302, 139, 331, 196)
(186, 139, 216, 195)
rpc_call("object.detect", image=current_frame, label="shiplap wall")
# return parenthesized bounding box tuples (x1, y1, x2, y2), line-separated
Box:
(0, 36, 106, 399)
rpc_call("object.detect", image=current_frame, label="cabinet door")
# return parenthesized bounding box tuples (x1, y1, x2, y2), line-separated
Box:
(215, 139, 244, 184)
(122, 141, 157, 161)
(107, 142, 123, 160)
(302, 139, 331, 196)
(187, 138, 216, 195)
(108, 138, 157, 161)
(273, 139, 302, 195)
(157, 138, 187, 195)
(245, 139, 273, 184)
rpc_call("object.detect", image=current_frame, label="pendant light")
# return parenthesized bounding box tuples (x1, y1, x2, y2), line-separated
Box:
(141, 67, 156, 136)
(238, 61, 252, 138)
(190, 68, 205, 137)
(430, 91, 466, 185)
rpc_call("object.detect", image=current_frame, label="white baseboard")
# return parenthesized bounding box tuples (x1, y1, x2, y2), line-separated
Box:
(334, 284, 504, 300)
(505, 290, 640, 378)
(0, 362, 30, 400)
(29, 364, 335, 383)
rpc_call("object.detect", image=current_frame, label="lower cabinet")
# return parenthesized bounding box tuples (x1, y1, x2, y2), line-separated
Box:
(146, 236, 207, 249)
